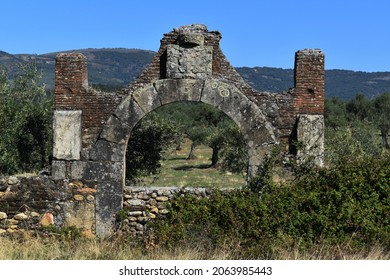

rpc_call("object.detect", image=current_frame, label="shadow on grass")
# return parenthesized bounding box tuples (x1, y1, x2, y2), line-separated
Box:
(173, 164, 211, 171)
(166, 157, 188, 161)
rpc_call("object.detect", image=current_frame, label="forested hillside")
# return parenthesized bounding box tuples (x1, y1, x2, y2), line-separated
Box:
(1, 48, 390, 99)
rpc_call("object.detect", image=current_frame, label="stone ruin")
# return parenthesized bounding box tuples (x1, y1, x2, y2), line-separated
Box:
(1, 24, 325, 236)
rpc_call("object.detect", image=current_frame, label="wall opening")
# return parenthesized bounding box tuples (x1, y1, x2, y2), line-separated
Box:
(125, 101, 248, 188)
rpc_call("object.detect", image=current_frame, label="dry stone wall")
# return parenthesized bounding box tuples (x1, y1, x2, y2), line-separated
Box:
(0, 175, 228, 237)
(121, 186, 216, 235)
(0, 175, 96, 236)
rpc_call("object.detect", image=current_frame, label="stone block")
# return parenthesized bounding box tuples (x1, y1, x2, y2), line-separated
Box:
(0, 212, 7, 220)
(112, 95, 145, 129)
(154, 78, 204, 104)
(68, 161, 87, 179)
(53, 110, 82, 160)
(201, 79, 226, 107)
(154, 79, 180, 105)
(100, 115, 131, 145)
(132, 83, 161, 114)
(14, 213, 28, 220)
(127, 199, 146, 207)
(51, 160, 66, 180)
(166, 44, 212, 79)
(7, 176, 19, 185)
(216, 85, 249, 121)
(177, 79, 204, 101)
(179, 33, 204, 46)
(296, 114, 324, 166)
(63, 201, 95, 230)
(40, 213, 54, 227)
(89, 139, 125, 162)
(51, 160, 87, 180)
(95, 193, 123, 236)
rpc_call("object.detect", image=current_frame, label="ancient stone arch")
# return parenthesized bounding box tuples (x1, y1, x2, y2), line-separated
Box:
(52, 24, 325, 235)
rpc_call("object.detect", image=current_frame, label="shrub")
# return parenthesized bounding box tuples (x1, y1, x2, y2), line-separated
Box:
(147, 154, 390, 257)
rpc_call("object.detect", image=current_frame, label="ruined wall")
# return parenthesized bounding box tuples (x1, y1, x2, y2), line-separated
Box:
(52, 26, 324, 158)
(55, 53, 125, 158)
(49, 24, 325, 236)
(0, 176, 227, 237)
(121, 186, 214, 235)
(0, 176, 96, 236)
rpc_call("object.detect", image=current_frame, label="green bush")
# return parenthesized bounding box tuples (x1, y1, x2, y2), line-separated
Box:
(148, 154, 390, 256)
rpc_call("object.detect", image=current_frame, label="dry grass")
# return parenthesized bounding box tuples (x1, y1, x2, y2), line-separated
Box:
(0, 234, 233, 260)
(270, 243, 390, 260)
(0, 233, 388, 260)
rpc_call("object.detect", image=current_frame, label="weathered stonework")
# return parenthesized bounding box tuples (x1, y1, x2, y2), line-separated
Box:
(53, 110, 82, 160)
(120, 186, 222, 234)
(49, 24, 325, 236)
(166, 44, 213, 79)
(296, 114, 325, 166)
(0, 176, 96, 235)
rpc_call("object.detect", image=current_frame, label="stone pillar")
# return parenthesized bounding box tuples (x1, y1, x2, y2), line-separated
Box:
(294, 49, 324, 115)
(293, 49, 325, 166)
(52, 54, 88, 179)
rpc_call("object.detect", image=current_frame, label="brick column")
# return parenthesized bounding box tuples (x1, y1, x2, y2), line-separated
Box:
(55, 53, 88, 109)
(294, 49, 324, 115)
(52, 53, 88, 179)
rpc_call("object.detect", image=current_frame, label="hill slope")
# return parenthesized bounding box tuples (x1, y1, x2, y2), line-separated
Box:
(1, 48, 155, 88)
(1, 48, 390, 99)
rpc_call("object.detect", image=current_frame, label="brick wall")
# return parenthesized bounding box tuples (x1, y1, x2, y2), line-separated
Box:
(293, 49, 325, 115)
(54, 54, 125, 157)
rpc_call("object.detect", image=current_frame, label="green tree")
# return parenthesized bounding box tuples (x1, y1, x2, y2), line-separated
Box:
(346, 93, 372, 121)
(324, 97, 348, 129)
(373, 92, 390, 149)
(0, 62, 52, 175)
(125, 113, 178, 184)
(218, 122, 248, 173)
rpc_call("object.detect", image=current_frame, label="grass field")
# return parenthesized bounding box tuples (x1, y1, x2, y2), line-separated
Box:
(133, 139, 246, 188)
(0, 233, 388, 260)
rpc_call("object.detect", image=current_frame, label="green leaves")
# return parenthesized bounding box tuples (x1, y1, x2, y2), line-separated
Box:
(0, 62, 52, 175)
(150, 154, 390, 254)
(125, 113, 179, 184)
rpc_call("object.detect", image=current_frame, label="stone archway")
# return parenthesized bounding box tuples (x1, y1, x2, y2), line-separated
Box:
(52, 24, 325, 235)
(87, 78, 276, 234)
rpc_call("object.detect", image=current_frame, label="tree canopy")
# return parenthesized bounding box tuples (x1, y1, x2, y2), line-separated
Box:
(0, 62, 52, 175)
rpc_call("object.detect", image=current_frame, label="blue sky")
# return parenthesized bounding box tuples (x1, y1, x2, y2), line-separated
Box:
(1, 0, 389, 72)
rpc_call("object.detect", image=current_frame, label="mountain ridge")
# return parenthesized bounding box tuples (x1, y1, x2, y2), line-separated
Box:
(1, 48, 390, 100)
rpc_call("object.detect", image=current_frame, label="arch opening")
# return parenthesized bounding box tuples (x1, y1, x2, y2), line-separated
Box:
(86, 78, 277, 235)
(125, 101, 248, 188)
(94, 79, 277, 187)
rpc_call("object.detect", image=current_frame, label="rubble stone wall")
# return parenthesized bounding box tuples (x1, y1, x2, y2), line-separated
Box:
(0, 176, 230, 237)
(0, 176, 96, 235)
